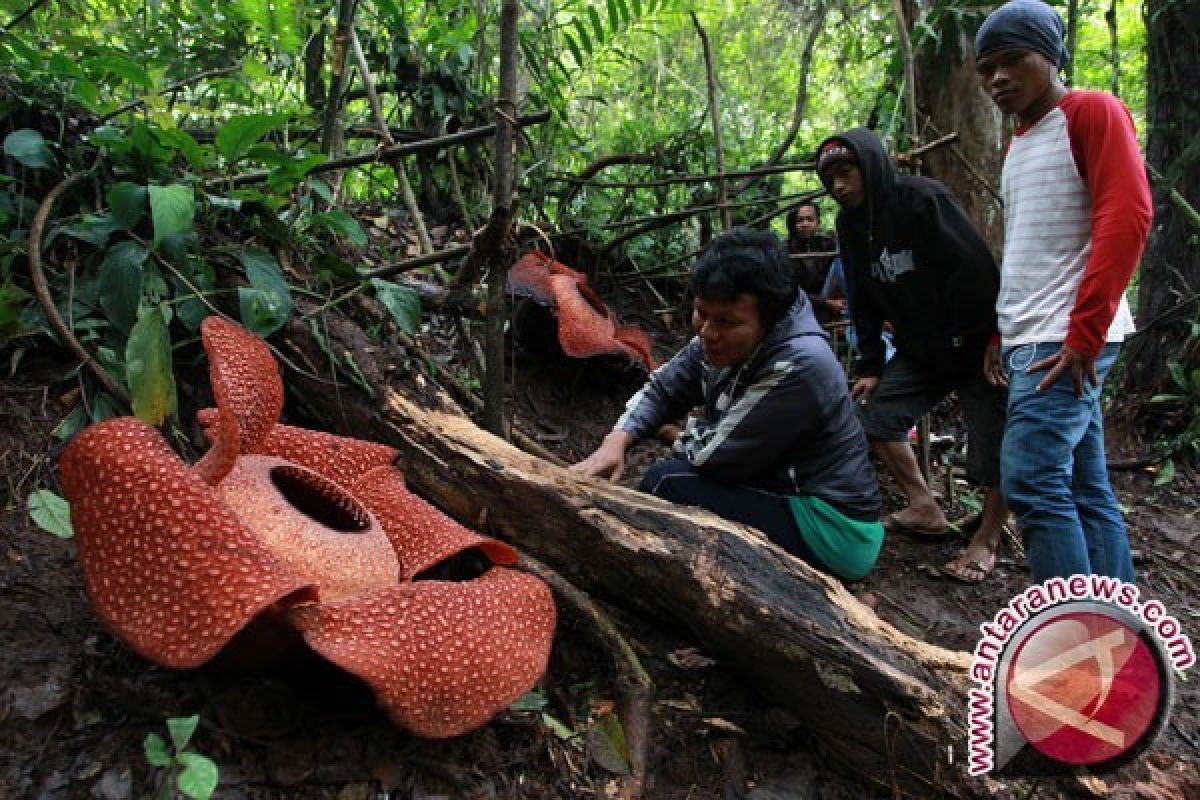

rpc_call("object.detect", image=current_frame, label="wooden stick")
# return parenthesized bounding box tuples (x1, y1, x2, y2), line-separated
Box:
(691, 12, 731, 231)
(98, 65, 242, 123)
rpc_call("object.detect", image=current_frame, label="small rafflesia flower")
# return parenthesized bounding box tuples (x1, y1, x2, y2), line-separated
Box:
(58, 316, 556, 738)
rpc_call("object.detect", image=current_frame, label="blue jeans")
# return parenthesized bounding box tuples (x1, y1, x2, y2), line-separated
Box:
(1000, 342, 1134, 584)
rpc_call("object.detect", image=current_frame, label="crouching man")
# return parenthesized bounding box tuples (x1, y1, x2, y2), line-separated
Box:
(571, 229, 884, 582)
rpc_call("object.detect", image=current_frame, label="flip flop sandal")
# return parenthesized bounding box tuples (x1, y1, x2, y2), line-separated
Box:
(940, 559, 993, 585)
(884, 513, 955, 541)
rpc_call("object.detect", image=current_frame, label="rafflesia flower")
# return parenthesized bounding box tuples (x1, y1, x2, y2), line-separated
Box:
(508, 251, 657, 370)
(58, 316, 556, 737)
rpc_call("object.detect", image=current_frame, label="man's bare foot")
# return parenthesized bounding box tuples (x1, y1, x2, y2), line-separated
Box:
(942, 535, 999, 584)
(884, 504, 948, 536)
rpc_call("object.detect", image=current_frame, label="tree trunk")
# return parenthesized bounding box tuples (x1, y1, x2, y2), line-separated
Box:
(267, 311, 980, 797)
(1123, 0, 1199, 393)
(915, 28, 1006, 254)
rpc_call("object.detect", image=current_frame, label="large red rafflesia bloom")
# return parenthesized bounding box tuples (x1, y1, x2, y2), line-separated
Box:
(58, 316, 556, 738)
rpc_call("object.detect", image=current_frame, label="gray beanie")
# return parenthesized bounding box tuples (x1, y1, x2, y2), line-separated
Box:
(975, 0, 1070, 69)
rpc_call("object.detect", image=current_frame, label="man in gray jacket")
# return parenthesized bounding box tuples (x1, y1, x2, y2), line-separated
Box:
(572, 229, 884, 581)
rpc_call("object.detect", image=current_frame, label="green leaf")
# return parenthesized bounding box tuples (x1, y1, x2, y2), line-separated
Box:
(143, 733, 172, 767)
(371, 279, 422, 334)
(0, 282, 31, 335)
(587, 712, 631, 775)
(148, 184, 195, 247)
(1168, 361, 1187, 391)
(52, 405, 87, 441)
(176, 752, 219, 800)
(166, 715, 200, 752)
(107, 182, 148, 230)
(312, 210, 368, 246)
(541, 713, 576, 740)
(27, 489, 74, 539)
(572, 18, 593, 54)
(509, 689, 549, 712)
(125, 304, 177, 426)
(91, 55, 153, 89)
(238, 248, 292, 336)
(98, 240, 148, 333)
(216, 113, 287, 162)
(563, 32, 585, 67)
(4, 129, 53, 169)
(608, 0, 621, 32)
(61, 214, 122, 248)
(588, 6, 607, 45)
(1154, 459, 1175, 487)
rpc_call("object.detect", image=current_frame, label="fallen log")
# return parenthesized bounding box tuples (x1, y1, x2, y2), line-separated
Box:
(274, 343, 975, 795)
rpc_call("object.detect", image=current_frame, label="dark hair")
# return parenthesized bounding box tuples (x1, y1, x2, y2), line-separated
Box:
(691, 228, 798, 329)
(784, 200, 820, 233)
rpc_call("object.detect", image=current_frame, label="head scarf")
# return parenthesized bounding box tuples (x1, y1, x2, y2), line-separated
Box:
(975, 0, 1070, 70)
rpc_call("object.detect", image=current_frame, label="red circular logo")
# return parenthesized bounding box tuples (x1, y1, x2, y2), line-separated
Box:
(1006, 611, 1161, 765)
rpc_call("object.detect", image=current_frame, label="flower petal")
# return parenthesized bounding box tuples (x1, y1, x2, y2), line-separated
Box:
(200, 315, 283, 452)
(287, 568, 556, 737)
(351, 467, 517, 580)
(59, 417, 316, 668)
(255, 424, 398, 488)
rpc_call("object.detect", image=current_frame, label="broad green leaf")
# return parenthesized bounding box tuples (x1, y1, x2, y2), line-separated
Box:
(62, 214, 122, 248)
(91, 55, 153, 89)
(587, 712, 631, 775)
(143, 733, 172, 767)
(27, 489, 74, 539)
(371, 279, 422, 334)
(176, 752, 219, 800)
(0, 283, 31, 335)
(563, 32, 585, 67)
(126, 305, 177, 426)
(107, 182, 148, 230)
(238, 248, 291, 336)
(155, 128, 206, 170)
(312, 210, 367, 246)
(166, 715, 200, 752)
(1154, 459, 1175, 487)
(216, 113, 287, 162)
(98, 240, 148, 333)
(1168, 361, 1187, 391)
(608, 0, 621, 32)
(572, 18, 593, 54)
(4, 129, 53, 169)
(148, 184, 194, 247)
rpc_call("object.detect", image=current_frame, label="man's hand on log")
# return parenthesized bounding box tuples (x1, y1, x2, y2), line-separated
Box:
(570, 430, 634, 482)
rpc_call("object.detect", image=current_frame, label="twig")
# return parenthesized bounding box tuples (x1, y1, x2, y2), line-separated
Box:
(28, 171, 131, 405)
(2, 0, 49, 31)
(98, 65, 242, 123)
(359, 244, 472, 280)
(1147, 163, 1200, 229)
(518, 554, 653, 799)
(216, 111, 551, 189)
(551, 160, 816, 189)
(691, 12, 730, 232)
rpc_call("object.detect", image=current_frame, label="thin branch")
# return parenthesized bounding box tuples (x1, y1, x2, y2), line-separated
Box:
(892, 0, 919, 146)
(98, 65, 242, 123)
(216, 111, 551, 189)
(691, 12, 731, 231)
(550, 160, 815, 189)
(28, 172, 131, 405)
(2, 0, 49, 31)
(730, 2, 829, 196)
(360, 245, 473, 280)
(1147, 163, 1200, 229)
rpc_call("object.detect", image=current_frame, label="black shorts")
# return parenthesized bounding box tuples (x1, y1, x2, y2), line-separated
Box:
(858, 352, 1006, 487)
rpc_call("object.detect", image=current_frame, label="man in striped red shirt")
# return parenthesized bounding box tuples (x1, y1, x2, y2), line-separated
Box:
(974, 0, 1152, 584)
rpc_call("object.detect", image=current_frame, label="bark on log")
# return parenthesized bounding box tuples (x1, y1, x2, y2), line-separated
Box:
(272, 320, 978, 796)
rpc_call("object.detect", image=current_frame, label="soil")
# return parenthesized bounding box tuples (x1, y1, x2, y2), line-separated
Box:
(2, 279, 1198, 800)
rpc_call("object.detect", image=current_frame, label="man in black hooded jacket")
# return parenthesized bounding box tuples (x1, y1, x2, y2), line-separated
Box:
(816, 128, 1010, 584)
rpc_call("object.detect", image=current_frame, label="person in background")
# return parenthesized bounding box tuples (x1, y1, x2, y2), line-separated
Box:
(571, 229, 884, 583)
(817, 127, 1011, 584)
(785, 200, 841, 324)
(974, 0, 1151, 584)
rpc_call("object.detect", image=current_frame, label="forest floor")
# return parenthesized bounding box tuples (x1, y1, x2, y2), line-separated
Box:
(2, 270, 1199, 799)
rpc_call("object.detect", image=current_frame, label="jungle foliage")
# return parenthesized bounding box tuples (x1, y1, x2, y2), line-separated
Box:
(2, 0, 1193, 465)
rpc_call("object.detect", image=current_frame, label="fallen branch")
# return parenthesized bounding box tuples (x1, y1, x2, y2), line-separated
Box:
(552, 160, 816, 189)
(519, 554, 653, 799)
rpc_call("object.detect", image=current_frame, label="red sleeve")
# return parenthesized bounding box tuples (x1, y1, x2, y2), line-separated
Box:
(1060, 91, 1153, 357)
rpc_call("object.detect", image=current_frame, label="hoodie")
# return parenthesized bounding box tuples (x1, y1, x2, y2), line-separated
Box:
(615, 295, 880, 522)
(819, 128, 1000, 377)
